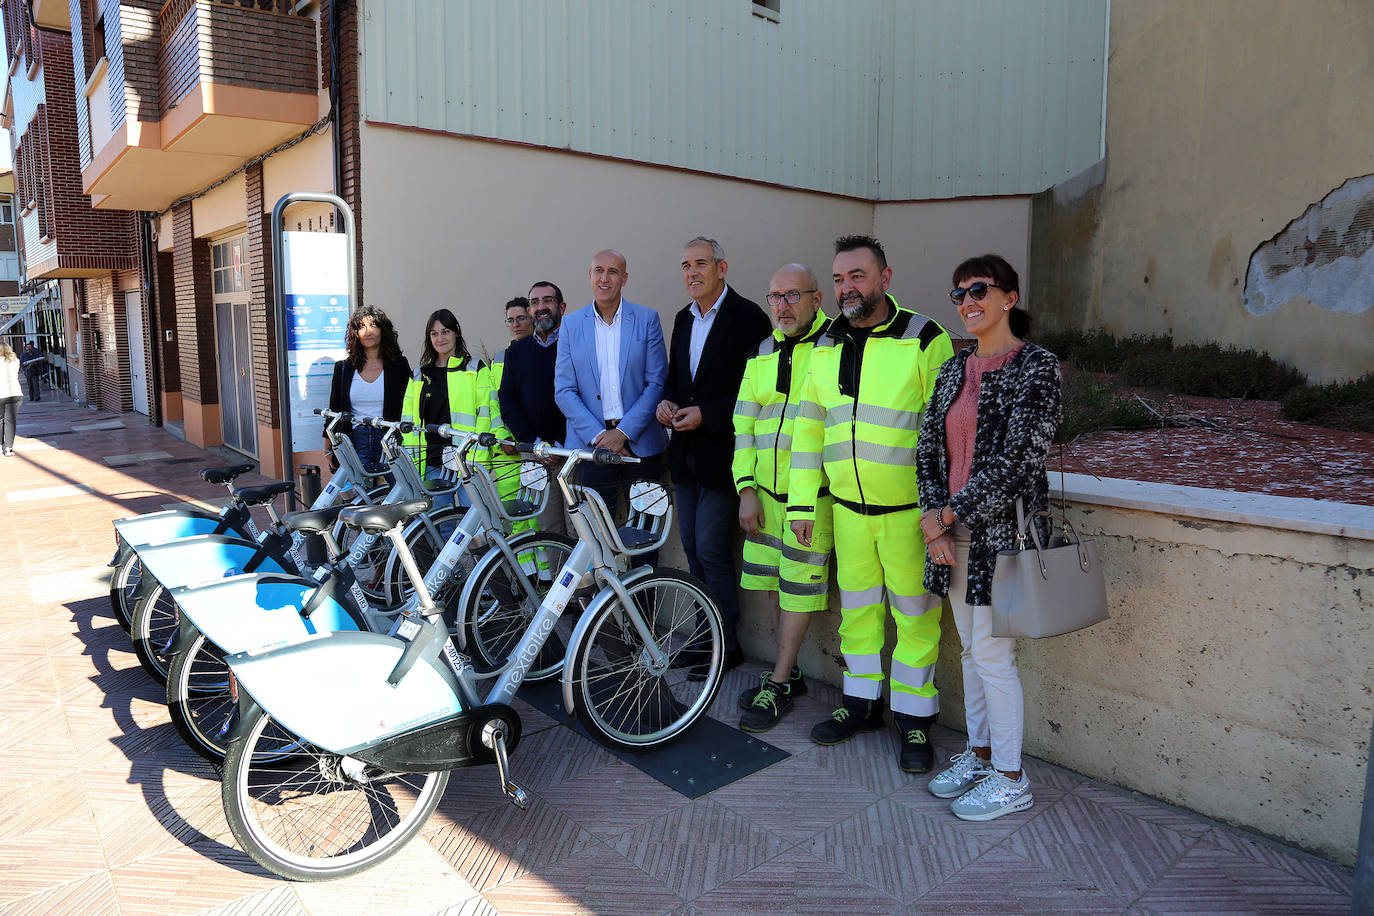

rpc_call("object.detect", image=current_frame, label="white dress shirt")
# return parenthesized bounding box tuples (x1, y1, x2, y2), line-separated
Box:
(593, 300, 624, 422)
(688, 285, 727, 379)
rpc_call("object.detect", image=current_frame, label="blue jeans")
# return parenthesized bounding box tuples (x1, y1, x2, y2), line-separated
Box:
(348, 426, 393, 483)
(674, 475, 741, 652)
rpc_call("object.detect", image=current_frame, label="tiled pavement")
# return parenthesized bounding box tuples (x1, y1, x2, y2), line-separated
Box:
(0, 393, 1356, 915)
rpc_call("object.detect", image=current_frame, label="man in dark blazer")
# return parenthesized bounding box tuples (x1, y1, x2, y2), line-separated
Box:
(656, 237, 772, 671)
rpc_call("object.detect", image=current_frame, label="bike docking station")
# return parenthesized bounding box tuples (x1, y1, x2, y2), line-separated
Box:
(521, 679, 790, 799)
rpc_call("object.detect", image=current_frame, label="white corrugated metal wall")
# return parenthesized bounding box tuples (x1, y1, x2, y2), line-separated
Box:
(361, 0, 1106, 199)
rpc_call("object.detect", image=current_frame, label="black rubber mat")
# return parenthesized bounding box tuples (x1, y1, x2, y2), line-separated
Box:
(520, 680, 790, 798)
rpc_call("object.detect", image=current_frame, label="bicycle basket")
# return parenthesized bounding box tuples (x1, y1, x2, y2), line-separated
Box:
(484, 458, 548, 522)
(576, 478, 673, 556)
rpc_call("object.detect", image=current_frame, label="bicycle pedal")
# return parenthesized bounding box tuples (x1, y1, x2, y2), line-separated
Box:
(480, 720, 529, 809)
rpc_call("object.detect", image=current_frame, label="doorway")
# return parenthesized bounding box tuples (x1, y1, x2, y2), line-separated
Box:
(212, 236, 256, 456)
(124, 290, 148, 415)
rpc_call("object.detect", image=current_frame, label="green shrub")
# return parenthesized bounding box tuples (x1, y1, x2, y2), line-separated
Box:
(1121, 344, 1306, 400)
(1281, 373, 1374, 432)
(1037, 328, 1172, 373)
(1058, 372, 1158, 442)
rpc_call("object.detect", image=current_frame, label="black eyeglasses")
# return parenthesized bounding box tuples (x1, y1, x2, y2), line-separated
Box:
(529, 295, 560, 306)
(949, 282, 1004, 305)
(765, 289, 817, 307)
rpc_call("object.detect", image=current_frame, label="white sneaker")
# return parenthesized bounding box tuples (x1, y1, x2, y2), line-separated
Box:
(950, 772, 1033, 821)
(927, 748, 993, 799)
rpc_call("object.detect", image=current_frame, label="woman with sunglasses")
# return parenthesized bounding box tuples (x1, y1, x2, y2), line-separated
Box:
(914, 254, 1062, 822)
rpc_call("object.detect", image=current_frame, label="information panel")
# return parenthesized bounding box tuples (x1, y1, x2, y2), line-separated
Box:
(281, 231, 350, 452)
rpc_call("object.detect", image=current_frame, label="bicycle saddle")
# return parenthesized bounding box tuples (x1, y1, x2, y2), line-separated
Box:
(233, 481, 294, 505)
(339, 498, 432, 533)
(200, 462, 256, 485)
(281, 504, 347, 534)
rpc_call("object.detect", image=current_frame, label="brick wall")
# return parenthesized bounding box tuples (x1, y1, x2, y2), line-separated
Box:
(155, 248, 179, 396)
(244, 162, 278, 427)
(157, 0, 199, 114)
(172, 202, 215, 404)
(82, 271, 134, 414)
(119, 1, 160, 125)
(320, 0, 363, 305)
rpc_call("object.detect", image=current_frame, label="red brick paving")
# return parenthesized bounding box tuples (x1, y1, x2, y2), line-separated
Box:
(0, 392, 1356, 914)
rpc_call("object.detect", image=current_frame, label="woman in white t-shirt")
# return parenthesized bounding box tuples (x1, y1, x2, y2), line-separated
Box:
(0, 342, 22, 457)
(323, 306, 410, 478)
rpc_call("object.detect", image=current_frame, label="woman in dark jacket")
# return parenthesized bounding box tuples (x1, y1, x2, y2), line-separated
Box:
(323, 305, 410, 475)
(915, 254, 1061, 823)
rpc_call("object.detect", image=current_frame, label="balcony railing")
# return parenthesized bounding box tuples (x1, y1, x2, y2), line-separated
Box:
(158, 0, 304, 44)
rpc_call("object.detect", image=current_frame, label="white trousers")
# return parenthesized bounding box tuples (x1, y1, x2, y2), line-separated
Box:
(947, 524, 1025, 772)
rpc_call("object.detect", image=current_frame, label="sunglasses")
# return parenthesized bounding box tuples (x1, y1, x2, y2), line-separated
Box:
(949, 282, 1004, 305)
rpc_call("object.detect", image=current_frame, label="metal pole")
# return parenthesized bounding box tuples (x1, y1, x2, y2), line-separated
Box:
(1354, 714, 1374, 914)
(271, 191, 356, 510)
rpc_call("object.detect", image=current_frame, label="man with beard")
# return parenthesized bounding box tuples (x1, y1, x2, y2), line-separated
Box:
(500, 281, 569, 534)
(788, 235, 954, 774)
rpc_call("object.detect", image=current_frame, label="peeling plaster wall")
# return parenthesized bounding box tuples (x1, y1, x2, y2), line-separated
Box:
(1030, 1, 1374, 383)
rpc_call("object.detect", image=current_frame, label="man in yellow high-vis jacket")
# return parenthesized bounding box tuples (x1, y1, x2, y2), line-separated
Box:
(732, 263, 834, 732)
(788, 235, 953, 774)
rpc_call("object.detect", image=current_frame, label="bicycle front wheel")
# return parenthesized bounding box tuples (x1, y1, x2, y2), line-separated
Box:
(379, 505, 467, 610)
(462, 532, 577, 682)
(109, 554, 141, 631)
(222, 703, 448, 882)
(165, 629, 235, 763)
(567, 569, 724, 750)
(130, 583, 180, 684)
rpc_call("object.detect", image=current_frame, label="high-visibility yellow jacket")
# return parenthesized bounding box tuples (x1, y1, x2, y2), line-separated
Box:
(731, 311, 832, 502)
(787, 296, 953, 522)
(400, 357, 505, 472)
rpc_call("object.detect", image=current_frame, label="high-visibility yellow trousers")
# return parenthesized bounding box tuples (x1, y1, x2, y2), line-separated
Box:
(832, 503, 940, 717)
(740, 491, 833, 613)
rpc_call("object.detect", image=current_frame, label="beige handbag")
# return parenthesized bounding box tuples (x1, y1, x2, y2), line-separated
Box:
(990, 498, 1109, 638)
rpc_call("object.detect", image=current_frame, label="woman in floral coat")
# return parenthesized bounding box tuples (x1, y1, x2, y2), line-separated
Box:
(915, 253, 1062, 822)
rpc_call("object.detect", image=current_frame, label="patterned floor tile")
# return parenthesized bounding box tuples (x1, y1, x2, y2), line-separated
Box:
(911, 842, 1130, 913)
(0, 771, 90, 844)
(1001, 788, 1195, 903)
(482, 842, 683, 915)
(610, 797, 790, 899)
(1199, 827, 1355, 898)
(0, 814, 107, 904)
(501, 724, 618, 791)
(539, 760, 694, 840)
(1071, 781, 1215, 837)
(107, 839, 277, 916)
(432, 898, 500, 916)
(805, 795, 986, 903)
(807, 723, 929, 796)
(707, 753, 881, 843)
(690, 844, 902, 914)
(190, 885, 305, 916)
(426, 793, 598, 891)
(6, 870, 121, 916)
(292, 837, 480, 915)
(1132, 839, 1352, 913)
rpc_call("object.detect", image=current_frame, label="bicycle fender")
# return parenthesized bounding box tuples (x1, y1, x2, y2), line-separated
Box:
(170, 573, 361, 656)
(558, 564, 663, 715)
(226, 630, 467, 756)
(115, 512, 236, 552)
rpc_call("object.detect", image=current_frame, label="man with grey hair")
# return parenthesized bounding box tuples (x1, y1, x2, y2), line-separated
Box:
(656, 236, 771, 676)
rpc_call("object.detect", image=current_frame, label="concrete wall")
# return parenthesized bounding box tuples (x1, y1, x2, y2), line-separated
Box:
(359, 124, 1033, 358)
(1029, 0, 1374, 383)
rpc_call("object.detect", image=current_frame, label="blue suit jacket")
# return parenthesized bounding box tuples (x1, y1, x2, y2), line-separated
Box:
(554, 300, 668, 457)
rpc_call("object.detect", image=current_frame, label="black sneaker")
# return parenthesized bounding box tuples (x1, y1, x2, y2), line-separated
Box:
(739, 680, 793, 732)
(738, 667, 808, 710)
(810, 698, 884, 746)
(895, 714, 936, 773)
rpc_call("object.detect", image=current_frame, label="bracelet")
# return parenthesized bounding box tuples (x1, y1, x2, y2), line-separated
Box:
(935, 508, 952, 533)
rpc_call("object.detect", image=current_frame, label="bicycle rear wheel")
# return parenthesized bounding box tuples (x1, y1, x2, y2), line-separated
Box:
(130, 583, 180, 684)
(222, 703, 448, 881)
(567, 569, 723, 750)
(462, 532, 577, 682)
(165, 629, 236, 762)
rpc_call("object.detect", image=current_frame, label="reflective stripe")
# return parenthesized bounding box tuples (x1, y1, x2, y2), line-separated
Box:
(451, 411, 478, 427)
(742, 560, 779, 578)
(770, 432, 793, 451)
(890, 689, 939, 717)
(890, 591, 939, 617)
(781, 543, 829, 566)
(825, 402, 924, 431)
(796, 398, 824, 421)
(892, 660, 936, 689)
(734, 398, 761, 420)
(841, 584, 885, 610)
(843, 672, 884, 699)
(823, 440, 919, 467)
(780, 578, 827, 597)
(749, 531, 784, 551)
(842, 652, 884, 676)
(791, 450, 823, 471)
(758, 402, 787, 423)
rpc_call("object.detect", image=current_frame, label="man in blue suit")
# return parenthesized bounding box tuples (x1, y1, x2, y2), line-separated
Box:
(554, 249, 669, 510)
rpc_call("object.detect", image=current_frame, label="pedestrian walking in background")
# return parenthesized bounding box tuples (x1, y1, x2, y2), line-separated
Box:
(918, 253, 1062, 822)
(0, 342, 22, 456)
(19, 342, 43, 402)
